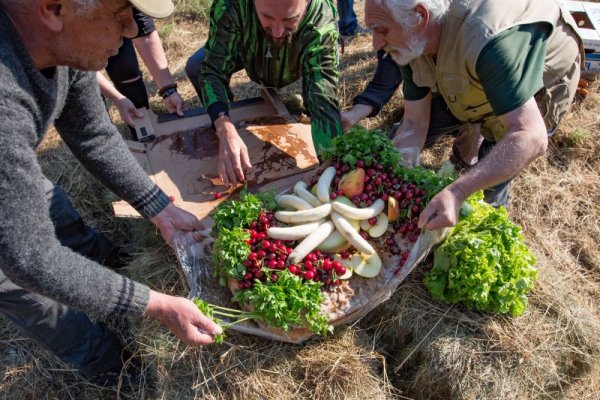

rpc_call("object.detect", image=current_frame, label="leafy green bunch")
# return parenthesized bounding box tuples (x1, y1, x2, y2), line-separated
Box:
(211, 189, 277, 285)
(212, 189, 276, 234)
(320, 125, 401, 168)
(424, 192, 538, 316)
(194, 270, 332, 337)
(233, 270, 332, 335)
(320, 125, 454, 201)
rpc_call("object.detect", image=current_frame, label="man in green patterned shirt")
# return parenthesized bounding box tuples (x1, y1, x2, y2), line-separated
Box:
(185, 0, 342, 186)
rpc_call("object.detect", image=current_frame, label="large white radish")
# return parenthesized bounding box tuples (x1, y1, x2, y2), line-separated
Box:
(294, 181, 322, 207)
(330, 211, 375, 255)
(288, 221, 335, 264)
(332, 198, 385, 220)
(276, 194, 312, 211)
(368, 213, 389, 238)
(267, 221, 321, 240)
(315, 166, 337, 203)
(274, 203, 332, 224)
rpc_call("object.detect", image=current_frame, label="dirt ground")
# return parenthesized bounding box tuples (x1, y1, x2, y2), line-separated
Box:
(1, 1, 599, 399)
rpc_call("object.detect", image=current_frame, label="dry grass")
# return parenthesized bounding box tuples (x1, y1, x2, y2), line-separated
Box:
(2, 1, 600, 399)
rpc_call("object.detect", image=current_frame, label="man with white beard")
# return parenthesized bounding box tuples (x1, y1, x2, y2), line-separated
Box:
(364, 0, 583, 230)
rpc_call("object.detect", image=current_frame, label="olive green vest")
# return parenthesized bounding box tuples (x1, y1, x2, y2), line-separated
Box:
(409, 0, 583, 140)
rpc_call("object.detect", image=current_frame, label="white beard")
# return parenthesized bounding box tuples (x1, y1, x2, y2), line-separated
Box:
(385, 31, 427, 66)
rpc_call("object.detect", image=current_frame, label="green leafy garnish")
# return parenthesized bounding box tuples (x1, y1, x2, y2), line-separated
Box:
(233, 270, 332, 335)
(320, 125, 401, 169)
(212, 189, 277, 234)
(194, 270, 332, 337)
(424, 192, 538, 316)
(320, 125, 454, 201)
(211, 227, 250, 286)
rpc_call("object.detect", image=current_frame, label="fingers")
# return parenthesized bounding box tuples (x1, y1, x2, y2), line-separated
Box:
(175, 96, 185, 117)
(418, 196, 457, 230)
(224, 155, 238, 187)
(240, 145, 252, 170)
(124, 113, 135, 128)
(417, 203, 437, 230)
(231, 150, 246, 183)
(218, 158, 230, 187)
(192, 230, 208, 242)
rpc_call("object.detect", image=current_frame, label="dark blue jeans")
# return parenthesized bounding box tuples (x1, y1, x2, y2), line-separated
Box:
(337, 0, 359, 36)
(0, 178, 125, 378)
(185, 46, 244, 100)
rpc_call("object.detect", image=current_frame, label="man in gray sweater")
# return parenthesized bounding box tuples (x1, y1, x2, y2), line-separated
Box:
(0, 0, 221, 387)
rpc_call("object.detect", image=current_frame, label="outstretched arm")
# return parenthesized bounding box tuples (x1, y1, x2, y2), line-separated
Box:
(134, 31, 185, 115)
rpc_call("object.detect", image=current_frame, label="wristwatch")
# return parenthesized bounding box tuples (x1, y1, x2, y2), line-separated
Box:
(158, 83, 178, 99)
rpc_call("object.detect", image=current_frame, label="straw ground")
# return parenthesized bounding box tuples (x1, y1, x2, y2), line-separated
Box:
(1, 1, 599, 399)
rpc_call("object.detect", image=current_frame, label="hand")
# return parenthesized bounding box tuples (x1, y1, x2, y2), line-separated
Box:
(145, 291, 222, 346)
(113, 96, 144, 128)
(418, 185, 467, 230)
(164, 91, 186, 117)
(150, 203, 205, 248)
(215, 117, 252, 187)
(340, 104, 373, 132)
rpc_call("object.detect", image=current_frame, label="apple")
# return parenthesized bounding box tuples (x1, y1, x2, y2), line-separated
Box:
(317, 230, 349, 252)
(351, 253, 382, 278)
(369, 213, 389, 238)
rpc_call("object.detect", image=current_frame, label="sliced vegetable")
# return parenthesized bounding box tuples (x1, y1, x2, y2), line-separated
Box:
(276, 194, 313, 211)
(288, 221, 335, 263)
(267, 221, 322, 240)
(274, 203, 332, 224)
(316, 166, 337, 203)
(294, 181, 322, 207)
(331, 211, 375, 255)
(332, 198, 385, 220)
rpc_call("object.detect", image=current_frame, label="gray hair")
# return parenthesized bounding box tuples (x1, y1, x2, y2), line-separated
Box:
(378, 0, 451, 27)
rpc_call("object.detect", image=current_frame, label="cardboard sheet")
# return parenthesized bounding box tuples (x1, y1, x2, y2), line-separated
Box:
(112, 92, 319, 224)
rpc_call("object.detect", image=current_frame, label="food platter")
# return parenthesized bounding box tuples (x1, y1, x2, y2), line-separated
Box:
(179, 129, 452, 344)
(117, 93, 451, 343)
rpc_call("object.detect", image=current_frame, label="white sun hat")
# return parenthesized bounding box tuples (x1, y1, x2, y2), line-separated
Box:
(129, 0, 174, 19)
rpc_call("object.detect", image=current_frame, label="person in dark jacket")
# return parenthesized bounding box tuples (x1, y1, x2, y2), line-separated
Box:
(0, 0, 220, 389)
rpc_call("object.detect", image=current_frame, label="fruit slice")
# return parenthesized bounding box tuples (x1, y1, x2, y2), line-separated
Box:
(333, 256, 354, 279)
(351, 253, 382, 278)
(368, 213, 389, 238)
(316, 229, 348, 252)
(388, 197, 400, 222)
(360, 219, 371, 231)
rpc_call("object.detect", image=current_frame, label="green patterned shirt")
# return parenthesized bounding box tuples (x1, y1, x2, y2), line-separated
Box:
(198, 0, 341, 152)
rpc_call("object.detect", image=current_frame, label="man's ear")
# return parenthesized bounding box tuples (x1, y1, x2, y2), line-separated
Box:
(414, 4, 430, 29)
(38, 0, 65, 32)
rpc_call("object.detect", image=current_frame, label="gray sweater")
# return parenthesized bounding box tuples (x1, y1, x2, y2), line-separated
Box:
(0, 8, 170, 321)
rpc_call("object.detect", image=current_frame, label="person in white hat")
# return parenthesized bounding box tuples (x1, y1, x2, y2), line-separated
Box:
(0, 0, 220, 391)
